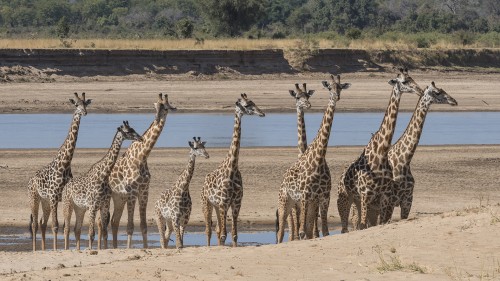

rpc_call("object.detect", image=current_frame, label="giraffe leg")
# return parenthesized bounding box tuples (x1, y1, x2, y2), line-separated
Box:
(63, 200, 73, 250)
(319, 195, 330, 237)
(202, 199, 213, 246)
(287, 206, 296, 241)
(74, 207, 85, 251)
(400, 194, 413, 220)
(179, 225, 185, 248)
(305, 201, 317, 239)
(174, 220, 182, 249)
(88, 207, 97, 250)
(312, 203, 320, 238)
(276, 196, 290, 244)
(125, 198, 137, 249)
(40, 200, 51, 251)
(49, 199, 60, 251)
(138, 188, 149, 249)
(165, 219, 174, 249)
(298, 200, 308, 240)
(155, 211, 167, 249)
(379, 192, 394, 224)
(230, 202, 242, 247)
(111, 196, 126, 249)
(29, 193, 40, 252)
(98, 201, 110, 250)
(337, 192, 353, 234)
(215, 207, 227, 246)
(359, 193, 370, 230)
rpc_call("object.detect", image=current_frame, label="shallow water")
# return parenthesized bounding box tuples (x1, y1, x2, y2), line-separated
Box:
(0, 112, 498, 149)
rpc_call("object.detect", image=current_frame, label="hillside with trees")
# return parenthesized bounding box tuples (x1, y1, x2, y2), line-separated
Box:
(0, 0, 498, 48)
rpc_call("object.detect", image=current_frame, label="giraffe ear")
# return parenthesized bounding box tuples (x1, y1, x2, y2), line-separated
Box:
(307, 90, 315, 97)
(341, 83, 351, 89)
(289, 90, 297, 97)
(69, 99, 76, 105)
(188, 141, 194, 148)
(321, 81, 331, 90)
(85, 99, 92, 106)
(201, 141, 207, 146)
(388, 79, 397, 86)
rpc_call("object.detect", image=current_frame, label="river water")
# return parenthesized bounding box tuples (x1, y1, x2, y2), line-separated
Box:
(0, 112, 498, 149)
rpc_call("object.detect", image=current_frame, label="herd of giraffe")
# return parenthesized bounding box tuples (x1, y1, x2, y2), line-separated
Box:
(27, 69, 457, 252)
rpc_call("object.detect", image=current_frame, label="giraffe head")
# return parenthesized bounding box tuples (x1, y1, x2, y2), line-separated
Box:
(118, 121, 143, 142)
(321, 74, 351, 101)
(423, 81, 458, 106)
(188, 137, 210, 159)
(235, 93, 266, 117)
(388, 68, 424, 96)
(69, 92, 91, 116)
(154, 93, 177, 122)
(289, 83, 314, 111)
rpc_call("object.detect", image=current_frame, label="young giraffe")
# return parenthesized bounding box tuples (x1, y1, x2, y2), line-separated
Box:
(155, 137, 210, 249)
(386, 81, 457, 219)
(276, 74, 350, 243)
(338, 69, 424, 233)
(107, 93, 176, 249)
(284, 83, 314, 241)
(63, 121, 142, 250)
(28, 92, 91, 251)
(202, 93, 265, 247)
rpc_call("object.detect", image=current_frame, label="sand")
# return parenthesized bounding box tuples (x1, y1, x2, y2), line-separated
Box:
(0, 70, 499, 280)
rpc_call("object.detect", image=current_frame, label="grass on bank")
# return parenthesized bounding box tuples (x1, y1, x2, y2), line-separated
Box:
(0, 31, 498, 50)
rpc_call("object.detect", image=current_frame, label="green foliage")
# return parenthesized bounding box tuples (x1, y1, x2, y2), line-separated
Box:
(176, 18, 194, 38)
(0, 0, 497, 41)
(56, 16, 70, 39)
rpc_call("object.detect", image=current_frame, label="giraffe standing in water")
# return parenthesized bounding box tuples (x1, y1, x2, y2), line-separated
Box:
(107, 93, 176, 248)
(201, 93, 265, 247)
(338, 69, 423, 233)
(63, 121, 142, 250)
(28, 92, 91, 251)
(155, 137, 209, 249)
(276, 74, 350, 243)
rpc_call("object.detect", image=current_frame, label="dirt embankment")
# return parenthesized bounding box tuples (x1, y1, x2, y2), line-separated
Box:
(0, 48, 498, 82)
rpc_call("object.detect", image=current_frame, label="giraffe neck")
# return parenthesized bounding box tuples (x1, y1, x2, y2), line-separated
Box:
(365, 85, 402, 158)
(92, 130, 126, 179)
(226, 111, 243, 169)
(126, 116, 166, 162)
(54, 112, 81, 167)
(305, 99, 336, 159)
(297, 108, 307, 154)
(175, 154, 196, 191)
(391, 95, 431, 165)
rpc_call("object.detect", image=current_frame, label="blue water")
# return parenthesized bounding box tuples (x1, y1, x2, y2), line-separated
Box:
(0, 112, 498, 149)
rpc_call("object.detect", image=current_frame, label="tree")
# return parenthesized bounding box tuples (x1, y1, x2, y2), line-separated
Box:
(56, 16, 70, 38)
(199, 0, 265, 36)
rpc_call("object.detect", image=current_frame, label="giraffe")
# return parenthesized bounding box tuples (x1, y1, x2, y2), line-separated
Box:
(28, 92, 91, 251)
(337, 69, 424, 233)
(276, 74, 350, 243)
(107, 93, 176, 249)
(285, 83, 314, 241)
(386, 81, 457, 219)
(201, 93, 265, 247)
(155, 137, 209, 249)
(63, 121, 142, 250)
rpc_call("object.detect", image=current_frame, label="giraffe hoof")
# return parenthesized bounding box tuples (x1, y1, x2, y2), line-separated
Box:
(220, 235, 226, 243)
(299, 232, 306, 240)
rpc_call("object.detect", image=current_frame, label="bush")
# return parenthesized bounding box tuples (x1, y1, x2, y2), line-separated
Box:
(346, 28, 362, 39)
(176, 18, 194, 38)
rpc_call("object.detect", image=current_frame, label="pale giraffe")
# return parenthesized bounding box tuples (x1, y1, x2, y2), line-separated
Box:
(155, 137, 209, 249)
(281, 83, 314, 241)
(28, 92, 91, 251)
(276, 74, 350, 243)
(107, 93, 176, 249)
(63, 121, 142, 250)
(387, 81, 457, 219)
(201, 93, 265, 247)
(337, 69, 424, 233)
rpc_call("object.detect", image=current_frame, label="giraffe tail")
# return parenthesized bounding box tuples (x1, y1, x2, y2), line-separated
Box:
(275, 209, 279, 244)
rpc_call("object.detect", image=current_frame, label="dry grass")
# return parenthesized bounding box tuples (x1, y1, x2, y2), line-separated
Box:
(0, 37, 494, 50)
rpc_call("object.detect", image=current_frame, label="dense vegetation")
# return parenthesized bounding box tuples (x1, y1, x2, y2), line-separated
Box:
(0, 0, 498, 47)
